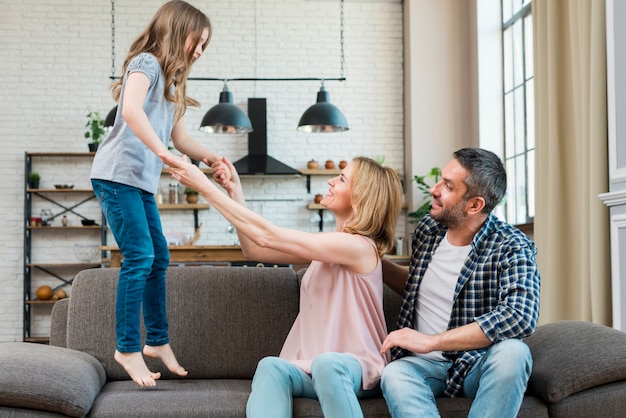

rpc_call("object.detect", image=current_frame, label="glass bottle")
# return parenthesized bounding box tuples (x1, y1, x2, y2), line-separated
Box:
(169, 182, 179, 204)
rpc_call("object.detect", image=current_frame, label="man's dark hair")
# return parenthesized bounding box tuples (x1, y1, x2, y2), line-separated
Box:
(453, 148, 507, 214)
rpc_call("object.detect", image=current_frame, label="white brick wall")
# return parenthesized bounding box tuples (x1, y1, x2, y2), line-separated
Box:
(0, 0, 404, 342)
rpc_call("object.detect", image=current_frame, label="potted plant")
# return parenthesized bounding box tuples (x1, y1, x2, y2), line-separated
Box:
(28, 172, 41, 189)
(407, 167, 441, 223)
(184, 187, 200, 204)
(84, 111, 106, 152)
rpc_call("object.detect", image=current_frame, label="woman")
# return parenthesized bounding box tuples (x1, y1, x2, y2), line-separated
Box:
(90, 1, 227, 387)
(161, 153, 403, 418)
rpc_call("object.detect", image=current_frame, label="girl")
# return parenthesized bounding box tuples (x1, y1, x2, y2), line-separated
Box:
(91, 1, 226, 387)
(161, 153, 403, 417)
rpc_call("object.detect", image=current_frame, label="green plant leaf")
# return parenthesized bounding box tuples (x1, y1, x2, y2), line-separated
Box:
(407, 166, 441, 223)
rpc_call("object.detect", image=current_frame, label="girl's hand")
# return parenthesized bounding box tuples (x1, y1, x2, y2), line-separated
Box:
(159, 153, 211, 194)
(214, 157, 242, 196)
(211, 159, 231, 184)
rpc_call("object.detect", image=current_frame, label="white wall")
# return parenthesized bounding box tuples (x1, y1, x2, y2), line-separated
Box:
(0, 0, 404, 341)
(403, 0, 479, 210)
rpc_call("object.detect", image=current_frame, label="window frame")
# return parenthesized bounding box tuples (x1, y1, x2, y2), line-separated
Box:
(501, 1, 534, 226)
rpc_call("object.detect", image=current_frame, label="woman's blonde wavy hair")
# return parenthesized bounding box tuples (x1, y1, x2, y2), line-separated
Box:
(342, 157, 403, 256)
(111, 0, 211, 122)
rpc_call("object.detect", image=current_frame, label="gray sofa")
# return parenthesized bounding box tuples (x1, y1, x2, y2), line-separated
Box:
(2, 266, 626, 417)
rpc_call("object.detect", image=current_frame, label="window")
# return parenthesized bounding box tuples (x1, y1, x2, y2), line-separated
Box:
(502, 0, 534, 225)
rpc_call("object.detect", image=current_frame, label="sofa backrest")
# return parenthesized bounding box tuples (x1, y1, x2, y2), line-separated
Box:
(65, 266, 300, 381)
(59, 265, 405, 382)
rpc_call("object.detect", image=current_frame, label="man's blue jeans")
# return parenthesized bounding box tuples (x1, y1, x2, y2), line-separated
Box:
(92, 179, 170, 352)
(246, 353, 380, 418)
(381, 339, 532, 418)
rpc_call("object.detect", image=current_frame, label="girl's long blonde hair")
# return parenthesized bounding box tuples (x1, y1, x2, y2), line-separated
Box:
(343, 157, 403, 256)
(111, 0, 211, 122)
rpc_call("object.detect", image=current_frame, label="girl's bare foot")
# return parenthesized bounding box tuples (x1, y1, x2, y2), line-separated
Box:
(114, 350, 161, 387)
(143, 343, 188, 377)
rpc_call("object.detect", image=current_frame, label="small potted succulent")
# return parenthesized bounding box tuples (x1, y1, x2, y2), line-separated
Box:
(184, 187, 200, 204)
(84, 111, 106, 152)
(28, 172, 41, 189)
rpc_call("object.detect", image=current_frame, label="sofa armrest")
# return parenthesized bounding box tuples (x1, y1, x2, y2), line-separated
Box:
(524, 320, 626, 404)
(50, 298, 69, 347)
(0, 342, 106, 417)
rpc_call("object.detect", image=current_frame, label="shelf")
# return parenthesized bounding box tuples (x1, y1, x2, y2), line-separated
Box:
(300, 168, 341, 175)
(26, 262, 101, 269)
(27, 225, 102, 230)
(386, 255, 411, 264)
(158, 203, 211, 210)
(28, 188, 94, 193)
(24, 337, 50, 344)
(26, 152, 95, 157)
(162, 167, 212, 175)
(301, 168, 341, 193)
(25, 300, 61, 305)
(101, 245, 246, 267)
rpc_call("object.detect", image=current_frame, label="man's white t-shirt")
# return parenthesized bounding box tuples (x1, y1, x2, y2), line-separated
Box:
(414, 232, 471, 360)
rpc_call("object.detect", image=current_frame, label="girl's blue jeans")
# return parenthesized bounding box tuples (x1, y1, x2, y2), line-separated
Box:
(92, 179, 170, 352)
(246, 352, 380, 418)
(381, 339, 532, 418)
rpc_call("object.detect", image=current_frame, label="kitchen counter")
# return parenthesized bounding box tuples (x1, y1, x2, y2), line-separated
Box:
(100, 245, 246, 267)
(100, 246, 410, 268)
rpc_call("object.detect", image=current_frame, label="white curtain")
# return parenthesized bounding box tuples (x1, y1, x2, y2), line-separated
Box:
(533, 0, 611, 325)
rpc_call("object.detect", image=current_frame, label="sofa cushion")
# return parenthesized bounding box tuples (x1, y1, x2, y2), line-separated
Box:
(0, 342, 106, 417)
(525, 320, 626, 404)
(87, 379, 251, 417)
(546, 380, 626, 418)
(67, 266, 300, 381)
(49, 298, 69, 348)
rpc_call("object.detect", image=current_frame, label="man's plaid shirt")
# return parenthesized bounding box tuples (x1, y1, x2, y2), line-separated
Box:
(390, 213, 540, 397)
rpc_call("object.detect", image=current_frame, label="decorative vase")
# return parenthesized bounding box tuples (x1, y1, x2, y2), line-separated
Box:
(186, 194, 199, 204)
(325, 160, 335, 169)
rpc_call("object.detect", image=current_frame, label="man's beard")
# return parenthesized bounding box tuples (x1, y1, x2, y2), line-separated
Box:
(430, 198, 468, 229)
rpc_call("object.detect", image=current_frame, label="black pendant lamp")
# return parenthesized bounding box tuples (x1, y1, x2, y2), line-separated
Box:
(297, 83, 349, 133)
(199, 84, 253, 134)
(104, 105, 117, 130)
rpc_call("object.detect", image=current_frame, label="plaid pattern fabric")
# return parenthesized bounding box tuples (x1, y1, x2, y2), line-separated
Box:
(391, 213, 540, 397)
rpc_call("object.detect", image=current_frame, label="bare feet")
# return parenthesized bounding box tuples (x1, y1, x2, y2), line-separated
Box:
(143, 343, 188, 377)
(114, 350, 161, 387)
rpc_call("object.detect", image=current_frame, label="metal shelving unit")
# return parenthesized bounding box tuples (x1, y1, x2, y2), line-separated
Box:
(23, 152, 106, 343)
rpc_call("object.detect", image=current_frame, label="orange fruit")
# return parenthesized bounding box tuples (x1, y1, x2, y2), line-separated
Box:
(36, 285, 54, 300)
(54, 289, 68, 300)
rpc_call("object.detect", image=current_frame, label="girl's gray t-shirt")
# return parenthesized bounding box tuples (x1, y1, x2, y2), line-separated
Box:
(90, 53, 175, 195)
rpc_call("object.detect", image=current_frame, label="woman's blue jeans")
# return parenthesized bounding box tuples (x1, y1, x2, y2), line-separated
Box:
(380, 339, 532, 418)
(246, 353, 380, 418)
(92, 179, 170, 353)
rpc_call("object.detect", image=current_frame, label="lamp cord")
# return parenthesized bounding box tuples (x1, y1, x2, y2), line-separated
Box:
(340, 0, 345, 80)
(107, 0, 345, 83)
(110, 0, 115, 80)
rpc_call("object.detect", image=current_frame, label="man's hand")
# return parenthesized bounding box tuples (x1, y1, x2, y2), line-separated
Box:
(380, 328, 439, 355)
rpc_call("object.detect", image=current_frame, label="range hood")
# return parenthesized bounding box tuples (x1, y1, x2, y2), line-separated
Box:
(232, 98, 302, 176)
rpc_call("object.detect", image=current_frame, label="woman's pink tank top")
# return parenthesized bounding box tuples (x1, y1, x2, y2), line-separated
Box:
(279, 237, 389, 390)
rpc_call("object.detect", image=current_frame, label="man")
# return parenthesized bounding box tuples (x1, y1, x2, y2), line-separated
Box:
(380, 148, 540, 418)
